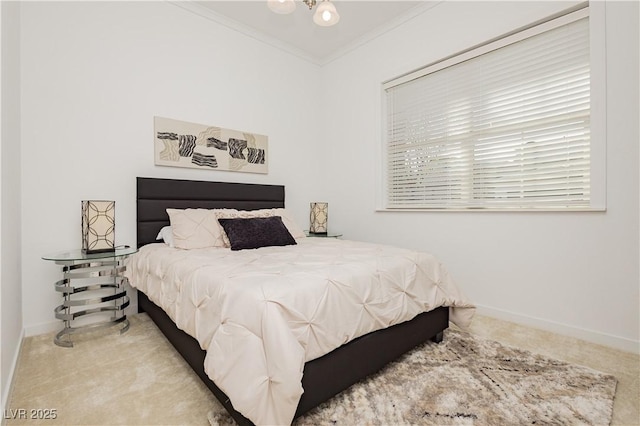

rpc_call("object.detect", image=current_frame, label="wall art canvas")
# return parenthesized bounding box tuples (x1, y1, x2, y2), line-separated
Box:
(154, 116, 268, 174)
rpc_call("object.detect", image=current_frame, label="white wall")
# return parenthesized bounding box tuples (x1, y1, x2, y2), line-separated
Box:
(20, 1, 323, 333)
(1, 0, 24, 410)
(320, 1, 639, 352)
(16, 1, 640, 354)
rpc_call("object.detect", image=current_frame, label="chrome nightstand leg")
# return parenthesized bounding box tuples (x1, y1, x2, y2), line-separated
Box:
(54, 329, 74, 348)
(52, 257, 132, 348)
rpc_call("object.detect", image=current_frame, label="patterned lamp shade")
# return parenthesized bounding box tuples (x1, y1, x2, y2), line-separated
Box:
(81, 200, 115, 253)
(309, 202, 328, 234)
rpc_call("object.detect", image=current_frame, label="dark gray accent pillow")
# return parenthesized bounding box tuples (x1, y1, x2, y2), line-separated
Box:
(218, 216, 297, 251)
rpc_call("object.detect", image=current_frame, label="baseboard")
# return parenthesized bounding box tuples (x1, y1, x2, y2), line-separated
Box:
(475, 304, 639, 354)
(23, 320, 59, 338)
(1, 328, 25, 426)
(23, 299, 139, 338)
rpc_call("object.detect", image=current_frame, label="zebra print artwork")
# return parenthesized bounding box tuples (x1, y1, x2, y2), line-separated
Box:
(157, 132, 180, 161)
(228, 138, 248, 160)
(247, 147, 266, 164)
(178, 135, 197, 157)
(154, 116, 268, 174)
(157, 132, 178, 140)
(207, 137, 228, 150)
(191, 152, 218, 168)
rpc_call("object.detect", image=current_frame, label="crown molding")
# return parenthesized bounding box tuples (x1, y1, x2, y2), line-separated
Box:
(168, 1, 323, 66)
(167, 1, 442, 67)
(320, 1, 442, 65)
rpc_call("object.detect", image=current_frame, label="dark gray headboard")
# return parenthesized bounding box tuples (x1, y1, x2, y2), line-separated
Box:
(136, 177, 285, 248)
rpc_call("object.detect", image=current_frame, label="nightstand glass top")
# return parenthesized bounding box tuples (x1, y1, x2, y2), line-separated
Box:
(42, 246, 138, 262)
(304, 231, 343, 238)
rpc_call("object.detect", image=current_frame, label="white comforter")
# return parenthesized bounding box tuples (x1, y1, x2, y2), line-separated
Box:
(126, 238, 475, 425)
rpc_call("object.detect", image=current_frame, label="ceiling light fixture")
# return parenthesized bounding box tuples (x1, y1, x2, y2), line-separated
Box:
(268, 0, 340, 27)
(267, 0, 297, 15)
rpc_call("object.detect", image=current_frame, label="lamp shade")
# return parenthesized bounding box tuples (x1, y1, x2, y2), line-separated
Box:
(82, 200, 115, 253)
(309, 202, 328, 234)
(313, 0, 340, 26)
(268, 0, 296, 14)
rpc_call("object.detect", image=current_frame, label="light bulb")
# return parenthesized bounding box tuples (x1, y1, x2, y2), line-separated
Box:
(268, 0, 296, 14)
(313, 1, 340, 27)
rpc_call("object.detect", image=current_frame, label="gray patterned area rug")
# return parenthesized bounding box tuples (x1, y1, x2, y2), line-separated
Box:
(208, 329, 617, 425)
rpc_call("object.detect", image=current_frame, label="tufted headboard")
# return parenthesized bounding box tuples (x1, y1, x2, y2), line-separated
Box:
(136, 177, 285, 248)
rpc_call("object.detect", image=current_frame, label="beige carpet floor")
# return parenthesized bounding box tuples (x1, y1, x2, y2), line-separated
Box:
(4, 313, 639, 425)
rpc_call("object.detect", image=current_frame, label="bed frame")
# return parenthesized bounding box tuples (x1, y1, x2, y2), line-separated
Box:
(135, 176, 449, 425)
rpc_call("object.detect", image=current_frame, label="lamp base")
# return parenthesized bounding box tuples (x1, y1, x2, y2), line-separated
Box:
(308, 231, 328, 235)
(82, 247, 116, 254)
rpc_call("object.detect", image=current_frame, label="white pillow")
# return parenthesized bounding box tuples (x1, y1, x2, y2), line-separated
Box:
(165, 207, 306, 250)
(156, 226, 175, 247)
(166, 208, 235, 249)
(214, 208, 306, 247)
(269, 208, 306, 239)
(214, 209, 272, 247)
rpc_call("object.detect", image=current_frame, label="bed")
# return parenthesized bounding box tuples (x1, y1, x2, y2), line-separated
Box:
(131, 176, 474, 425)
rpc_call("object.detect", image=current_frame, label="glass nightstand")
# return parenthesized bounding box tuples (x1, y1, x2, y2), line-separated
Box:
(304, 231, 343, 238)
(42, 246, 138, 347)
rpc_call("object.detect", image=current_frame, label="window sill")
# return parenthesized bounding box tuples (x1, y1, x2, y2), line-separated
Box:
(375, 207, 606, 213)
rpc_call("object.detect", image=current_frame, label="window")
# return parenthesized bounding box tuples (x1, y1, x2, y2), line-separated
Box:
(382, 7, 604, 210)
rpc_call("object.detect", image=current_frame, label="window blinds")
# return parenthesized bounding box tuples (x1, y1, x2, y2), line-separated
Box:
(384, 12, 590, 209)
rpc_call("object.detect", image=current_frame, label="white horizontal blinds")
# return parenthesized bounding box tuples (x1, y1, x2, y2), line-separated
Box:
(385, 15, 590, 209)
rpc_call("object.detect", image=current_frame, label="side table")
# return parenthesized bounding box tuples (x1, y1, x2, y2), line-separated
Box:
(42, 246, 138, 347)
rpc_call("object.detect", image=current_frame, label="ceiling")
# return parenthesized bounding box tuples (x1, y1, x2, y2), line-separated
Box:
(173, 1, 434, 65)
